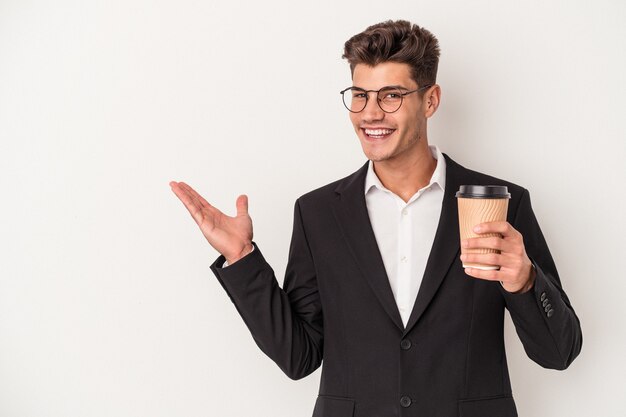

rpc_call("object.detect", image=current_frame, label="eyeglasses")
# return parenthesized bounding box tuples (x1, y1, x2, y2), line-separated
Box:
(339, 85, 432, 113)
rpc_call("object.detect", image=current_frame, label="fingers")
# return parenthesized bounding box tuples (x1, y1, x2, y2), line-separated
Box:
(178, 182, 222, 215)
(472, 221, 520, 238)
(181, 182, 217, 210)
(460, 221, 530, 289)
(462, 236, 515, 253)
(170, 181, 195, 208)
(170, 181, 205, 225)
(170, 181, 246, 221)
(460, 252, 503, 268)
(236, 194, 249, 217)
(177, 182, 211, 210)
(460, 246, 528, 285)
(463, 267, 501, 281)
(463, 260, 529, 293)
(170, 181, 234, 220)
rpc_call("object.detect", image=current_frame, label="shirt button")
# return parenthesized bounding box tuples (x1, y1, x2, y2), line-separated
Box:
(401, 256, 407, 262)
(402, 209, 408, 216)
(400, 396, 412, 407)
(400, 339, 412, 350)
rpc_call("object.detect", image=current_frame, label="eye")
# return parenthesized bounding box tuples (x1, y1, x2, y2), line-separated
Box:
(352, 92, 367, 99)
(380, 89, 403, 101)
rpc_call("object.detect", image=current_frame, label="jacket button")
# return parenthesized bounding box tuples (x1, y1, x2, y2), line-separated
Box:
(400, 339, 412, 350)
(544, 303, 552, 312)
(547, 309, 555, 317)
(542, 299, 549, 307)
(400, 396, 412, 407)
(541, 292, 547, 301)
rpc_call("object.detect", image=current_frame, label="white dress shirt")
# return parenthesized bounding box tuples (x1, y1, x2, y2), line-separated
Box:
(364, 145, 446, 327)
(222, 145, 447, 328)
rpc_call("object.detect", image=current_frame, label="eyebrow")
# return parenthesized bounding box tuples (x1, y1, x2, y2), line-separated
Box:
(351, 84, 412, 91)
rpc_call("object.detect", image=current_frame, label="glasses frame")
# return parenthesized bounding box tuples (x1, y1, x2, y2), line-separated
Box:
(339, 84, 432, 113)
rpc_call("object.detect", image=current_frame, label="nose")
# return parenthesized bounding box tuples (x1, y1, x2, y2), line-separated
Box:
(360, 92, 385, 122)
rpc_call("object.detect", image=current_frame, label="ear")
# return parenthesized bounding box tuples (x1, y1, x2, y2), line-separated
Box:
(423, 84, 441, 118)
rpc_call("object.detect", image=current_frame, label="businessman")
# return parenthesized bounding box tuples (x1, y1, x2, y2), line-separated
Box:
(170, 19, 582, 417)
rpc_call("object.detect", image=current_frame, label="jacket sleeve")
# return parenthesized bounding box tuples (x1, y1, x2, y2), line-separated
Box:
(498, 188, 583, 370)
(208, 198, 323, 380)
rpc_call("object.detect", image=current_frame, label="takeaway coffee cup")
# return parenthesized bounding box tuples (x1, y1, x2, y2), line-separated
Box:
(455, 185, 511, 270)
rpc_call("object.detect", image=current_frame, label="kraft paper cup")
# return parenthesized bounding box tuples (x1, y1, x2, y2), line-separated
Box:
(455, 185, 511, 271)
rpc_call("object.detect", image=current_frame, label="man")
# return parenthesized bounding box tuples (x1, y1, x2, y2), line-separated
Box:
(170, 20, 582, 417)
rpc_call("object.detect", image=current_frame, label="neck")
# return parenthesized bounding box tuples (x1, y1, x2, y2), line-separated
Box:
(372, 143, 438, 203)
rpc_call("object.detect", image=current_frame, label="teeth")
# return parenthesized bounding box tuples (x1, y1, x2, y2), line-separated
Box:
(365, 129, 394, 136)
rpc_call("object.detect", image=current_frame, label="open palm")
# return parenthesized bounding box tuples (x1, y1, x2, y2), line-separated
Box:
(170, 181, 253, 262)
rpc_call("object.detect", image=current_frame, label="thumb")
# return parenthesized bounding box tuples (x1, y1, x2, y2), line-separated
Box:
(236, 194, 249, 217)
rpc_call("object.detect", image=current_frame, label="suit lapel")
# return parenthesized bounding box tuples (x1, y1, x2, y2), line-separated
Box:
(332, 153, 472, 334)
(402, 153, 467, 336)
(332, 160, 405, 331)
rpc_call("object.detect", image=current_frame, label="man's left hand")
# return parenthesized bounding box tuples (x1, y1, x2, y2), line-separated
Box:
(460, 221, 536, 294)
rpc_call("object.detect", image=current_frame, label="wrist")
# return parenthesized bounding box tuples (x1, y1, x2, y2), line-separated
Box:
(225, 243, 254, 266)
(501, 263, 536, 294)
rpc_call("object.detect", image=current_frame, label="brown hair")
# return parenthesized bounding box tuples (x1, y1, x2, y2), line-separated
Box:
(342, 20, 440, 92)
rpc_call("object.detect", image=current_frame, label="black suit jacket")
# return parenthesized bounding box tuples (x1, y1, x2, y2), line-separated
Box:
(209, 153, 582, 417)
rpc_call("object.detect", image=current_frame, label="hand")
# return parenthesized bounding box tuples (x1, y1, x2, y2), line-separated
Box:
(169, 181, 254, 264)
(460, 221, 535, 293)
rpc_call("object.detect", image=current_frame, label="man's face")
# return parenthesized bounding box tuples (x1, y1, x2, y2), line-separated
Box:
(349, 62, 430, 164)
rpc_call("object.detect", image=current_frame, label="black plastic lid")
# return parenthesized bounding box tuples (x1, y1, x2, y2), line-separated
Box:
(455, 185, 510, 199)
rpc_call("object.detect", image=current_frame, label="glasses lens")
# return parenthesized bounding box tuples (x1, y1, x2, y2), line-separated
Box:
(377, 88, 403, 113)
(343, 88, 367, 112)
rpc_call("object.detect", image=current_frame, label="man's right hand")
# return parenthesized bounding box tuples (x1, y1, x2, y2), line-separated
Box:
(169, 181, 254, 265)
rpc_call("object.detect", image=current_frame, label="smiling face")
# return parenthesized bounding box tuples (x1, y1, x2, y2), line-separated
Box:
(349, 62, 436, 165)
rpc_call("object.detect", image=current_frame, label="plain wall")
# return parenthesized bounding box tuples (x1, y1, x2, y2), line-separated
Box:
(1, 0, 625, 416)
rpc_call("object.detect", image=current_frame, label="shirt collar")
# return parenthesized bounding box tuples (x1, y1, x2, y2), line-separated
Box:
(364, 144, 447, 195)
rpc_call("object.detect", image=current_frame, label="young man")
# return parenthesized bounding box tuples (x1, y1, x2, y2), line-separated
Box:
(170, 19, 582, 417)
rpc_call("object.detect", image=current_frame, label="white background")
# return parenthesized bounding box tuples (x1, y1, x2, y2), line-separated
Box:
(1, 0, 625, 416)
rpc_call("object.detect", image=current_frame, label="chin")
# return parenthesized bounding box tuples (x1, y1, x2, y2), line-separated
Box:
(360, 142, 392, 161)
(363, 150, 393, 162)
